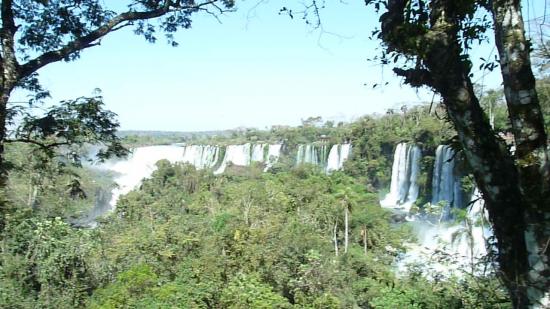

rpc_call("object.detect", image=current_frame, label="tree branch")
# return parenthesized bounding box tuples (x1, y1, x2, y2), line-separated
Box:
(5, 138, 70, 151)
(19, 0, 220, 78)
(393, 67, 434, 88)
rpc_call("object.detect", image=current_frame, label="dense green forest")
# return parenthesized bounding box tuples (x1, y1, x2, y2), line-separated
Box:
(0, 0, 549, 305)
(3, 79, 541, 307)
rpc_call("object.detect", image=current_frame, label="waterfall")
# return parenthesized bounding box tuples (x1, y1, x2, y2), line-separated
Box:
(296, 144, 320, 166)
(102, 145, 185, 211)
(295, 143, 347, 171)
(214, 143, 253, 174)
(431, 145, 464, 218)
(264, 144, 282, 171)
(182, 145, 221, 169)
(251, 144, 267, 162)
(326, 144, 352, 173)
(396, 188, 492, 277)
(380, 143, 422, 212)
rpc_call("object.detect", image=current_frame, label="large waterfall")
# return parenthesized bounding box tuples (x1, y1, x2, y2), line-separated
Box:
(102, 145, 185, 210)
(431, 145, 465, 218)
(326, 144, 352, 173)
(380, 143, 422, 212)
(90, 142, 346, 223)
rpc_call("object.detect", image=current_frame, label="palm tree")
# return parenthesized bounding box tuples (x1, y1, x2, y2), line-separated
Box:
(335, 186, 357, 254)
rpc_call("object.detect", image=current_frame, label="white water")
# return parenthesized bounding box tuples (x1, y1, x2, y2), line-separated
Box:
(380, 143, 422, 212)
(431, 145, 464, 218)
(296, 144, 320, 166)
(89, 142, 340, 223)
(264, 144, 282, 171)
(296, 144, 350, 172)
(214, 144, 252, 174)
(251, 144, 267, 162)
(397, 188, 491, 276)
(379, 143, 493, 277)
(326, 144, 352, 173)
(181, 145, 221, 169)
(100, 145, 185, 211)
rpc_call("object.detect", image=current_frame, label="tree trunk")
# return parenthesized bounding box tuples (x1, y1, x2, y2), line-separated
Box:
(0, 87, 11, 231)
(363, 225, 368, 255)
(333, 221, 339, 257)
(492, 1, 550, 306)
(344, 207, 349, 254)
(378, 0, 546, 306)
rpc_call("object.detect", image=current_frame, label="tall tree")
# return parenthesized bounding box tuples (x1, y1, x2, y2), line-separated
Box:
(0, 0, 234, 224)
(360, 0, 549, 306)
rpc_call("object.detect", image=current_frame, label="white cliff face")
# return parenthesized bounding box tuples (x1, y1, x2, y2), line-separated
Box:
(380, 143, 422, 212)
(431, 145, 465, 218)
(326, 144, 352, 173)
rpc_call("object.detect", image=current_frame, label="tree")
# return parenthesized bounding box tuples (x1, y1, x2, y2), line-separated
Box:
(0, 0, 234, 224)
(335, 185, 357, 254)
(361, 0, 549, 307)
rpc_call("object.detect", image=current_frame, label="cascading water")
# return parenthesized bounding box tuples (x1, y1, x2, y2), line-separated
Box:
(90, 142, 342, 224)
(325, 144, 352, 173)
(264, 144, 282, 171)
(251, 144, 267, 162)
(181, 145, 221, 169)
(296, 144, 320, 166)
(101, 145, 185, 211)
(380, 143, 422, 212)
(431, 145, 465, 218)
(214, 143, 253, 174)
(379, 143, 492, 277)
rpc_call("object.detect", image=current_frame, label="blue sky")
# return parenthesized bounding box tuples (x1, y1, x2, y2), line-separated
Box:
(13, 0, 530, 132)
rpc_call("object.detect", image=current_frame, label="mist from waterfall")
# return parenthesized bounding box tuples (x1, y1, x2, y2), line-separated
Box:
(380, 143, 422, 212)
(397, 187, 492, 277)
(379, 143, 492, 277)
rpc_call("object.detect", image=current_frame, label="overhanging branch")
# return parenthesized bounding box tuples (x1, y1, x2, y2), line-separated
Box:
(18, 0, 221, 78)
(393, 67, 434, 88)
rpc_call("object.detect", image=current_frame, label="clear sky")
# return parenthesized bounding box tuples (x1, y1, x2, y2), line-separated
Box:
(13, 0, 535, 132)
